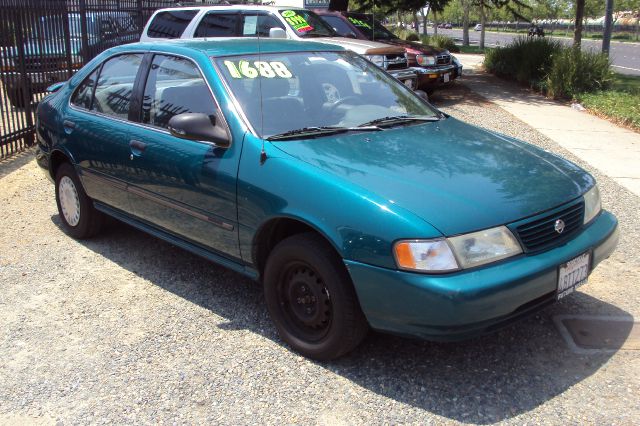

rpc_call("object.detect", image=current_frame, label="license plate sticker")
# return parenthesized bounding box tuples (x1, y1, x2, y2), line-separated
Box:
(443, 73, 450, 83)
(557, 252, 590, 300)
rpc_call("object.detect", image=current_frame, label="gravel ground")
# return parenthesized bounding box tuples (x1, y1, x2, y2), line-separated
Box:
(0, 80, 638, 425)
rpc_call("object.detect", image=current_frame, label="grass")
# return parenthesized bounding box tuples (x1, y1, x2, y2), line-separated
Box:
(578, 73, 640, 130)
(458, 45, 487, 54)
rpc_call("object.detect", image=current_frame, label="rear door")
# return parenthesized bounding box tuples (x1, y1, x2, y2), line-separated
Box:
(65, 53, 144, 212)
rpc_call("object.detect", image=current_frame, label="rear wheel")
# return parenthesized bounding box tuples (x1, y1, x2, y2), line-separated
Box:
(55, 162, 103, 239)
(264, 233, 368, 360)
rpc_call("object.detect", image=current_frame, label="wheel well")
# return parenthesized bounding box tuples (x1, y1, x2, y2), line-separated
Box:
(49, 150, 70, 180)
(253, 218, 334, 276)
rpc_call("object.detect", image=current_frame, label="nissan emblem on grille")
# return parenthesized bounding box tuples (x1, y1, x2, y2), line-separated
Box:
(554, 219, 566, 234)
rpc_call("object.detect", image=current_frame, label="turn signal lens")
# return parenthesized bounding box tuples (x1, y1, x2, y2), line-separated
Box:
(394, 240, 459, 272)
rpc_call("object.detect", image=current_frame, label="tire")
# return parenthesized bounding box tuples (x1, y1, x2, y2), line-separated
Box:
(264, 233, 368, 360)
(55, 162, 103, 239)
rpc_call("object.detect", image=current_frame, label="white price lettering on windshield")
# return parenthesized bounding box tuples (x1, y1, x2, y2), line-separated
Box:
(223, 60, 293, 79)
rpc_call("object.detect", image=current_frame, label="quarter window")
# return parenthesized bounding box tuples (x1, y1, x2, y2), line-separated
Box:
(147, 10, 198, 39)
(141, 54, 217, 129)
(194, 13, 238, 37)
(91, 53, 143, 119)
(71, 67, 99, 109)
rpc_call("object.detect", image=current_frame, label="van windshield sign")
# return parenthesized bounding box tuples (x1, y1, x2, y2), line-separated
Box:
(281, 10, 314, 32)
(348, 17, 372, 29)
(222, 60, 293, 79)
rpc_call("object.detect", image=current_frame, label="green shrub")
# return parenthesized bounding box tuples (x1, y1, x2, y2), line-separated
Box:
(546, 48, 613, 98)
(483, 37, 562, 88)
(424, 34, 460, 53)
(405, 32, 420, 41)
(393, 27, 420, 41)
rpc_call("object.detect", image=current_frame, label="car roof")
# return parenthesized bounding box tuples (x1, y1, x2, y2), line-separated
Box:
(108, 38, 345, 57)
(155, 5, 304, 12)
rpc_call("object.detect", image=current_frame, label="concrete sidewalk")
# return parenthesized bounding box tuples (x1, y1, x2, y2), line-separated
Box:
(456, 54, 640, 197)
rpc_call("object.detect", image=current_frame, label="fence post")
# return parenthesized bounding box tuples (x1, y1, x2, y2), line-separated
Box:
(61, 0, 74, 79)
(13, 4, 35, 145)
(79, 0, 89, 63)
(137, 0, 144, 38)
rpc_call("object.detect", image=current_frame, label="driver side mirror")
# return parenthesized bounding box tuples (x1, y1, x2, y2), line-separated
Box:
(168, 112, 230, 147)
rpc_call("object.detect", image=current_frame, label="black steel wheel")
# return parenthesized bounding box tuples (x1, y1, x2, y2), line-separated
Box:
(264, 233, 368, 360)
(55, 162, 103, 239)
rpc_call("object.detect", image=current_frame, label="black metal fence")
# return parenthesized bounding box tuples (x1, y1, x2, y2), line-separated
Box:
(0, 0, 176, 160)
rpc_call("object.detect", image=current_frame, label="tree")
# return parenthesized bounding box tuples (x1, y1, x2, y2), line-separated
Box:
(574, 0, 585, 46)
(473, 0, 531, 49)
(602, 0, 614, 54)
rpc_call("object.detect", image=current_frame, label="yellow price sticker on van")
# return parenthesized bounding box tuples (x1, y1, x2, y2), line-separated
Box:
(281, 10, 314, 32)
(348, 17, 372, 29)
(223, 60, 293, 79)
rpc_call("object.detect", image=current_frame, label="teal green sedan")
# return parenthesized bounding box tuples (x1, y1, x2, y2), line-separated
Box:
(35, 39, 618, 360)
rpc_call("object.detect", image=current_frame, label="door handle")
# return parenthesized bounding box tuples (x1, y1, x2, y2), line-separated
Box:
(129, 140, 147, 151)
(62, 120, 76, 133)
(129, 139, 147, 157)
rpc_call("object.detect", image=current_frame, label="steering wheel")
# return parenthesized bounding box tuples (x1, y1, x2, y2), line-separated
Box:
(327, 96, 362, 113)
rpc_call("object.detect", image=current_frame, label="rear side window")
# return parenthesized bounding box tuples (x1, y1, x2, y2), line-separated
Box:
(147, 10, 198, 38)
(71, 67, 99, 109)
(194, 13, 238, 37)
(241, 14, 285, 37)
(141, 54, 217, 129)
(91, 54, 143, 119)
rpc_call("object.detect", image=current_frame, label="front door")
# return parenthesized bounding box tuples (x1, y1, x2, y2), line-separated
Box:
(124, 53, 241, 260)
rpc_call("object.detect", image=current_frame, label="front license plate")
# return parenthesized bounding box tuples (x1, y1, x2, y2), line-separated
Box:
(443, 73, 450, 83)
(557, 252, 590, 300)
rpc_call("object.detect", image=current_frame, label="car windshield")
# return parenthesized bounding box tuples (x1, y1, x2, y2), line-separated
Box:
(345, 14, 398, 41)
(215, 51, 439, 138)
(278, 9, 336, 38)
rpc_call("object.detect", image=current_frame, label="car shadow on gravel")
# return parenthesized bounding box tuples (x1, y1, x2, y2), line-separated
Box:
(51, 215, 632, 424)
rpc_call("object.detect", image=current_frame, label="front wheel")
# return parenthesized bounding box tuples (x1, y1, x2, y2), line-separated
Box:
(55, 162, 103, 239)
(264, 233, 368, 360)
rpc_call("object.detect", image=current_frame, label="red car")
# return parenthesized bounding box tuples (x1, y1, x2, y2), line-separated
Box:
(316, 11, 462, 92)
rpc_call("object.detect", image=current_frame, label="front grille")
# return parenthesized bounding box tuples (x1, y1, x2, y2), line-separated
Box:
(384, 53, 407, 70)
(515, 201, 584, 252)
(436, 53, 451, 65)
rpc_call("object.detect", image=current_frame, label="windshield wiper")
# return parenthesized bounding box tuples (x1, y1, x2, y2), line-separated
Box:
(266, 125, 381, 141)
(358, 115, 442, 128)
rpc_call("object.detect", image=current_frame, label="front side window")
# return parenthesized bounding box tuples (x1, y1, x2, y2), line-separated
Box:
(147, 10, 198, 38)
(71, 67, 99, 109)
(278, 9, 335, 38)
(194, 13, 238, 37)
(142, 54, 217, 129)
(216, 51, 437, 137)
(91, 53, 143, 119)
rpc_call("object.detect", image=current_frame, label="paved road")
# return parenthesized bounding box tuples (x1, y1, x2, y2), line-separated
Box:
(436, 28, 640, 76)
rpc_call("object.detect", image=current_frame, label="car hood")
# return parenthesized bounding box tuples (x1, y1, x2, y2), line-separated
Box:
(270, 117, 593, 236)
(314, 37, 405, 54)
(381, 38, 446, 55)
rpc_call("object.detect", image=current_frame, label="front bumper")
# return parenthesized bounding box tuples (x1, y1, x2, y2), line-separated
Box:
(387, 68, 419, 89)
(413, 63, 461, 89)
(345, 211, 618, 340)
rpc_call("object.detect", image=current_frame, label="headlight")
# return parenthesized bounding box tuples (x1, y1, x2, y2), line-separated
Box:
(583, 185, 601, 224)
(416, 54, 436, 66)
(448, 226, 522, 269)
(365, 54, 385, 67)
(394, 226, 522, 273)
